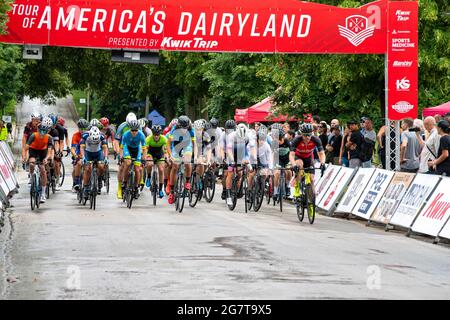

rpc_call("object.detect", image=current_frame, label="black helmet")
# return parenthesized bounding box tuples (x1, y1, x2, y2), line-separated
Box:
(77, 118, 89, 129)
(225, 119, 236, 130)
(151, 125, 162, 135)
(300, 123, 314, 135)
(178, 115, 190, 128)
(204, 122, 212, 131)
(128, 119, 140, 131)
(210, 117, 219, 129)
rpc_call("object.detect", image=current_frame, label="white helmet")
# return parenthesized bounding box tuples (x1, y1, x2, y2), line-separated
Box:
(237, 123, 248, 140)
(126, 112, 137, 126)
(41, 117, 53, 128)
(30, 112, 42, 121)
(89, 127, 101, 143)
(194, 120, 205, 130)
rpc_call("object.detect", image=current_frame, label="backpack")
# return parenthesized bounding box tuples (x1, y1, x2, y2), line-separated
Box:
(360, 133, 375, 162)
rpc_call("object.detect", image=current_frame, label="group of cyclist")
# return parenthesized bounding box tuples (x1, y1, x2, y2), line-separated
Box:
(22, 110, 326, 210)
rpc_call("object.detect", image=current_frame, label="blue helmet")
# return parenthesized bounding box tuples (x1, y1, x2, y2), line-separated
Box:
(48, 113, 58, 125)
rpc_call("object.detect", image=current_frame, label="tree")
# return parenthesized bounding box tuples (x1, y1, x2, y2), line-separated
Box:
(0, 0, 12, 35)
(0, 44, 24, 115)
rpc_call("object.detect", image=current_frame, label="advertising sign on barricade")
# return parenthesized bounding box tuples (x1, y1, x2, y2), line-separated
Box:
(0, 168, 9, 201)
(438, 217, 450, 241)
(411, 177, 450, 237)
(0, 141, 15, 170)
(352, 169, 394, 219)
(370, 172, 415, 225)
(318, 167, 355, 214)
(389, 174, 440, 229)
(315, 165, 341, 204)
(0, 151, 17, 195)
(336, 168, 375, 213)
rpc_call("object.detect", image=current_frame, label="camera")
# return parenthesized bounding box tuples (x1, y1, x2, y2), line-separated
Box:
(409, 127, 421, 132)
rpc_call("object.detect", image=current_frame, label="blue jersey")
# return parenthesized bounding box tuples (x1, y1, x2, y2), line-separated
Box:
(115, 122, 130, 143)
(121, 130, 146, 160)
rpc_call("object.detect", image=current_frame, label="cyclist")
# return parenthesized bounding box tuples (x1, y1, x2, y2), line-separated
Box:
(248, 126, 273, 194)
(220, 119, 237, 201)
(80, 126, 108, 197)
(144, 125, 168, 198)
(47, 113, 65, 189)
(120, 119, 147, 199)
(208, 118, 223, 165)
(139, 118, 152, 137)
(115, 112, 138, 199)
(56, 116, 70, 155)
(100, 117, 120, 157)
(289, 123, 326, 197)
(167, 115, 195, 205)
(71, 119, 89, 192)
(25, 119, 54, 203)
(193, 119, 212, 189)
(22, 112, 42, 164)
(271, 124, 292, 201)
(163, 119, 178, 194)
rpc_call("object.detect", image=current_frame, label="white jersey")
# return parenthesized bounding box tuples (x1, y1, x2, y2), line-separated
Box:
(256, 140, 273, 170)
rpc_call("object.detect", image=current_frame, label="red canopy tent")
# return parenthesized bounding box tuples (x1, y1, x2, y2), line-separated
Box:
(234, 97, 297, 124)
(422, 101, 450, 118)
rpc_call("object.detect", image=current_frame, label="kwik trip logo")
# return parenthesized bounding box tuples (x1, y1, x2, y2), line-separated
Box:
(338, 15, 375, 46)
(392, 101, 414, 113)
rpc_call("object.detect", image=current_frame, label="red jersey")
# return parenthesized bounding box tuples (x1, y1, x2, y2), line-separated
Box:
(290, 135, 323, 158)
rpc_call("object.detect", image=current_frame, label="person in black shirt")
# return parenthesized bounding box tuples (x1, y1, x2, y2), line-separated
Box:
(346, 120, 363, 168)
(318, 121, 329, 148)
(429, 120, 450, 176)
(326, 126, 343, 165)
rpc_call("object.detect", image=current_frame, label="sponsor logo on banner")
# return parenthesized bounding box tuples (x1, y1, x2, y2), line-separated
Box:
(395, 77, 410, 91)
(392, 60, 413, 67)
(395, 9, 411, 22)
(338, 15, 375, 47)
(420, 193, 450, 221)
(392, 101, 414, 113)
(391, 37, 415, 49)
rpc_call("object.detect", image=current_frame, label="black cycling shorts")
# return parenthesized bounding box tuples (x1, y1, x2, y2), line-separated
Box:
(294, 156, 315, 173)
(29, 149, 48, 162)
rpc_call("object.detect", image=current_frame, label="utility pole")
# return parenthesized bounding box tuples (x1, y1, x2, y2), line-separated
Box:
(86, 83, 91, 122)
(145, 68, 151, 119)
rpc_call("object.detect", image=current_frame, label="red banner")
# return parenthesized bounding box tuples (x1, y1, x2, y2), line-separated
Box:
(0, 0, 387, 53)
(387, 1, 418, 120)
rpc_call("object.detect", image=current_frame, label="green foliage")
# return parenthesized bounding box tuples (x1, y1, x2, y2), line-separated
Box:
(0, 0, 12, 35)
(0, 44, 24, 115)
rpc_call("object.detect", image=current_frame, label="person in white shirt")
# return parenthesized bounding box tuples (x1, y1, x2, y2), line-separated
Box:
(419, 116, 440, 173)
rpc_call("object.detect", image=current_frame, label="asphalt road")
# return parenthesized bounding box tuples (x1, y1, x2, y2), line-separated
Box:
(1, 98, 449, 300)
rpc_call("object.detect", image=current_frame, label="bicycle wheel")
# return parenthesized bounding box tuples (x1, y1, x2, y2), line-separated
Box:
(266, 175, 273, 205)
(105, 166, 110, 194)
(306, 183, 316, 224)
(46, 171, 51, 199)
(204, 171, 215, 203)
(151, 170, 158, 206)
(126, 171, 134, 209)
(59, 161, 65, 187)
(30, 174, 36, 211)
(189, 173, 201, 208)
(296, 196, 304, 222)
(243, 178, 248, 213)
(140, 167, 146, 192)
(227, 176, 238, 211)
(35, 179, 41, 209)
(279, 177, 285, 213)
(90, 170, 97, 210)
(253, 176, 264, 212)
(176, 174, 186, 213)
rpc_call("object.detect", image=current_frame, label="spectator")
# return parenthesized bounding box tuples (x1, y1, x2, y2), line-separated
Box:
(283, 122, 290, 134)
(414, 118, 426, 141)
(0, 120, 7, 141)
(445, 112, 450, 123)
(339, 126, 351, 167)
(428, 120, 450, 176)
(377, 125, 387, 169)
(312, 115, 321, 125)
(361, 117, 376, 168)
(419, 116, 440, 173)
(360, 117, 368, 135)
(326, 126, 343, 165)
(346, 120, 363, 168)
(318, 121, 329, 147)
(330, 119, 339, 128)
(286, 130, 295, 141)
(434, 114, 443, 123)
(6, 121, 12, 134)
(400, 118, 421, 173)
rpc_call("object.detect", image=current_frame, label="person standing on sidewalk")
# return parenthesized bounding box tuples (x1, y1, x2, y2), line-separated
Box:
(0, 120, 7, 141)
(428, 120, 450, 176)
(346, 120, 363, 168)
(361, 117, 376, 168)
(419, 116, 440, 174)
(400, 118, 421, 173)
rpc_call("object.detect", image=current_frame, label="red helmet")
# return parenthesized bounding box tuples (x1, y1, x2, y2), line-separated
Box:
(57, 117, 65, 126)
(100, 117, 109, 127)
(303, 113, 313, 123)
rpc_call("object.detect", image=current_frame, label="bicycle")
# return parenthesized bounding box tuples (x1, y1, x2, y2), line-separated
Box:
(174, 158, 187, 213)
(273, 166, 290, 213)
(103, 162, 110, 194)
(293, 166, 318, 224)
(226, 164, 240, 211)
(189, 163, 204, 208)
(29, 160, 42, 211)
(265, 174, 274, 205)
(203, 163, 216, 203)
(54, 151, 65, 187)
(147, 159, 163, 206)
(87, 160, 100, 211)
(123, 158, 139, 209)
(46, 161, 56, 198)
(252, 166, 267, 213)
